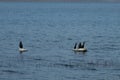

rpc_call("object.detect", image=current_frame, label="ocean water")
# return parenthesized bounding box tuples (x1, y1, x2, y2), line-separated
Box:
(0, 2, 120, 80)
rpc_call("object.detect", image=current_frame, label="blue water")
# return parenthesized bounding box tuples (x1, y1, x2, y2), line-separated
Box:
(0, 2, 120, 80)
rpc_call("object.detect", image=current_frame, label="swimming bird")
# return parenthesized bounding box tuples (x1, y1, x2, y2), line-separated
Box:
(73, 42, 87, 52)
(19, 41, 27, 53)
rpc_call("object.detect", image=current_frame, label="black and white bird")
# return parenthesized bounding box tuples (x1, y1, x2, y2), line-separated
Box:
(19, 41, 27, 53)
(73, 42, 87, 52)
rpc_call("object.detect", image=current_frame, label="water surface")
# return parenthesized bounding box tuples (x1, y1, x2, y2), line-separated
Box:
(0, 2, 120, 80)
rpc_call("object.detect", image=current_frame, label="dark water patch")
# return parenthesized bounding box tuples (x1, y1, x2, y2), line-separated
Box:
(86, 61, 110, 67)
(67, 38, 73, 40)
(53, 62, 84, 69)
(52, 40, 60, 43)
(65, 76, 78, 80)
(95, 35, 104, 38)
(2, 70, 24, 74)
(54, 63, 75, 68)
(0, 65, 8, 68)
(33, 57, 43, 61)
(48, 58, 118, 70)
(87, 62, 97, 66)
(87, 68, 97, 71)
(91, 46, 119, 52)
(112, 69, 120, 71)
(101, 46, 120, 51)
(82, 67, 97, 71)
(93, 35, 104, 40)
(116, 75, 120, 79)
(47, 23, 56, 28)
(85, 59, 120, 68)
